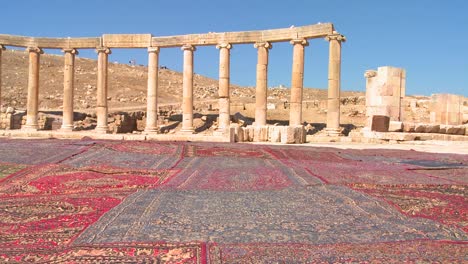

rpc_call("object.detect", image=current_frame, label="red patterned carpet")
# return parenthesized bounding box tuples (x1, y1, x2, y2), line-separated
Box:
(0, 139, 467, 263)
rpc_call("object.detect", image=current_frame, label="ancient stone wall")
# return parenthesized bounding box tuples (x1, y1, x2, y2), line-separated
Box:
(430, 94, 465, 125)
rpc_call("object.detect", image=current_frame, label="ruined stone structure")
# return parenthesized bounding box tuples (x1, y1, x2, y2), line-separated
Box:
(0, 23, 345, 143)
(364, 66, 406, 130)
(430, 94, 464, 125)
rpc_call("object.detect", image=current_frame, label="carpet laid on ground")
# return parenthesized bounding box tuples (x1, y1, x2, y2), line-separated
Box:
(0, 139, 466, 263)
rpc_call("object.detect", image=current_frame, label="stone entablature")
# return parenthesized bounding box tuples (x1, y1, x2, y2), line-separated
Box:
(0, 24, 333, 49)
(0, 23, 345, 143)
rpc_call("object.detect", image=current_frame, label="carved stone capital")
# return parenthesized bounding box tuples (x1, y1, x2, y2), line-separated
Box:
(254, 42, 272, 49)
(216, 43, 232, 50)
(325, 31, 346, 42)
(96, 47, 111, 54)
(0, 44, 5, 51)
(181, 44, 196, 51)
(62, 48, 79, 55)
(364, 70, 377, 78)
(290, 39, 309, 46)
(26, 47, 44, 54)
(148, 47, 160, 53)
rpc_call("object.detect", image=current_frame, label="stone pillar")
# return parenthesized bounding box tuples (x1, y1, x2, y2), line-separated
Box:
(0, 45, 5, 107)
(61, 48, 78, 131)
(23, 47, 43, 131)
(95, 47, 111, 133)
(145, 47, 160, 133)
(325, 31, 346, 134)
(289, 39, 308, 126)
(181, 45, 195, 133)
(216, 43, 232, 133)
(254, 42, 272, 126)
(365, 66, 406, 128)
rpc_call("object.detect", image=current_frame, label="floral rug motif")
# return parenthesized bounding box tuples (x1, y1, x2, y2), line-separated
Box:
(0, 139, 466, 263)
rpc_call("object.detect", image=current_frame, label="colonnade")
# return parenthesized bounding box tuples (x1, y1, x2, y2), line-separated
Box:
(0, 25, 345, 137)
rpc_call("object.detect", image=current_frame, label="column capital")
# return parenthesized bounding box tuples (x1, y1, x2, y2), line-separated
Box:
(216, 43, 232, 50)
(181, 44, 196, 51)
(254, 42, 272, 49)
(26, 47, 44, 54)
(148, 47, 160, 53)
(0, 44, 5, 51)
(290, 39, 308, 46)
(96, 47, 111, 54)
(325, 31, 346, 42)
(62, 48, 79, 55)
(364, 70, 377, 78)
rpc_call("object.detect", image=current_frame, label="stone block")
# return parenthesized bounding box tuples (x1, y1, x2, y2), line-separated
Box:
(388, 121, 403, 132)
(253, 126, 269, 142)
(371, 115, 390, 132)
(414, 123, 426, 133)
(294, 126, 306, 144)
(269, 126, 281, 143)
(424, 124, 440, 133)
(229, 126, 237, 143)
(439, 125, 448, 134)
(446, 125, 466, 135)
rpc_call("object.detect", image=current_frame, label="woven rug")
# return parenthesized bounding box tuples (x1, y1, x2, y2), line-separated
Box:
(0, 138, 466, 263)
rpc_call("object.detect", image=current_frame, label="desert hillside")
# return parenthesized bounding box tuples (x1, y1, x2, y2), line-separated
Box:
(1, 49, 363, 112)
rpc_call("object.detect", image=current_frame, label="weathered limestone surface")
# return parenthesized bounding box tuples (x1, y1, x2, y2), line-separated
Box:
(232, 125, 305, 144)
(102, 34, 152, 48)
(0, 45, 4, 106)
(144, 47, 160, 133)
(0, 23, 333, 49)
(95, 47, 111, 133)
(254, 42, 271, 126)
(365, 66, 406, 129)
(289, 39, 307, 126)
(217, 43, 232, 133)
(22, 47, 43, 131)
(325, 32, 345, 134)
(430, 94, 464, 125)
(181, 45, 195, 134)
(61, 48, 77, 131)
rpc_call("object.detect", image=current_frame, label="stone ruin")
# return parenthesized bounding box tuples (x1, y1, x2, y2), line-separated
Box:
(361, 66, 467, 140)
(0, 24, 466, 143)
(0, 23, 347, 143)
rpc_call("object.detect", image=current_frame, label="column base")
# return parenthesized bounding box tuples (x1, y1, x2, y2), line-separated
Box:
(95, 126, 109, 134)
(144, 127, 160, 134)
(60, 125, 74, 132)
(324, 128, 342, 136)
(180, 128, 195, 134)
(21, 125, 39, 131)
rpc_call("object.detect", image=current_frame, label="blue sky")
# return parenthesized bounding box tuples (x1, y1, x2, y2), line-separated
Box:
(1, 0, 467, 96)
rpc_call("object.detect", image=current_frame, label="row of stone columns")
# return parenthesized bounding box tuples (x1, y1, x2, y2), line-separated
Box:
(0, 32, 344, 135)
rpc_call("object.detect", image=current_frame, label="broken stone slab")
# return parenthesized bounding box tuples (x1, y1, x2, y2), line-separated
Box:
(403, 122, 415, 132)
(371, 115, 390, 132)
(388, 121, 403, 132)
(446, 125, 466, 135)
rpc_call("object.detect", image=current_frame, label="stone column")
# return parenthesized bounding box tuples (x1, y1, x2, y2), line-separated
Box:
(22, 47, 43, 131)
(61, 48, 78, 131)
(254, 42, 272, 126)
(95, 47, 111, 133)
(145, 47, 160, 133)
(216, 43, 232, 133)
(289, 39, 308, 126)
(0, 45, 5, 107)
(325, 31, 346, 134)
(181, 45, 195, 133)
